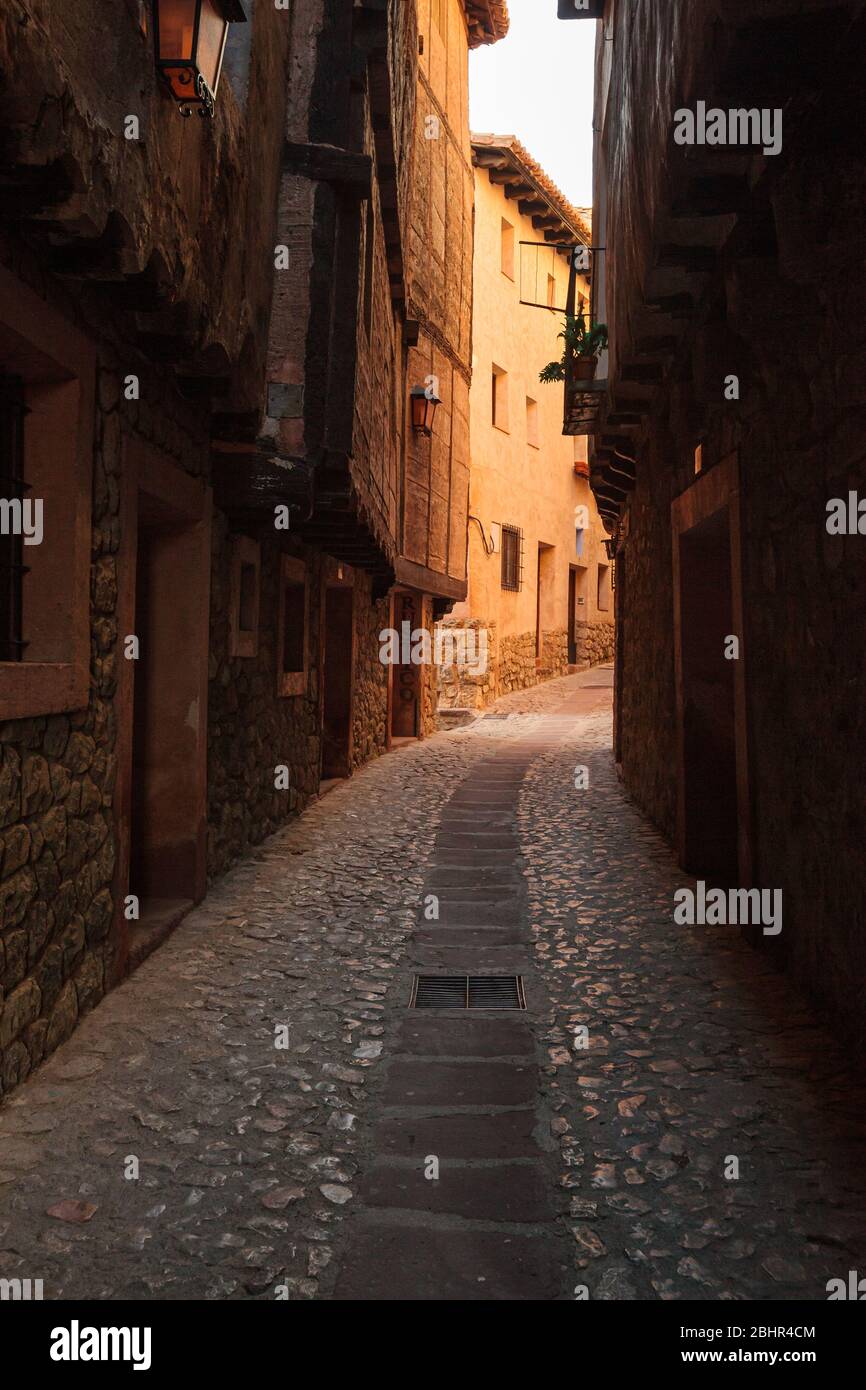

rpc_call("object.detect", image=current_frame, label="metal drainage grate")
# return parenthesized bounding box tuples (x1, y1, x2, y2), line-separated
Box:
(410, 975, 526, 1010)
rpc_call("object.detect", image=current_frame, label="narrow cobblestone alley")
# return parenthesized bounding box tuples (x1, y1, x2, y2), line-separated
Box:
(2, 670, 866, 1302)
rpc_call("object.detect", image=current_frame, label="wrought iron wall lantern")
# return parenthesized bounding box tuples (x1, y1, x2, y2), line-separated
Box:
(603, 536, 616, 560)
(410, 385, 441, 437)
(153, 0, 247, 118)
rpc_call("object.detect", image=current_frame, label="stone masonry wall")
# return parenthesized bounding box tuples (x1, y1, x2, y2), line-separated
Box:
(538, 630, 569, 683)
(574, 621, 616, 671)
(0, 239, 211, 1099)
(437, 618, 496, 711)
(207, 528, 324, 883)
(351, 578, 390, 773)
(437, 621, 604, 711)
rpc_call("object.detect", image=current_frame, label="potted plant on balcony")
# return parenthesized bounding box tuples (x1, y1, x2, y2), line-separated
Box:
(539, 314, 608, 385)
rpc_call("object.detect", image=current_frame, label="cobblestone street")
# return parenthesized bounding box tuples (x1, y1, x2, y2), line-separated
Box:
(2, 669, 866, 1301)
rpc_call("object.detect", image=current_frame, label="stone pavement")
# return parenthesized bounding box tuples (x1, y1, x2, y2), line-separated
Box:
(2, 669, 866, 1300)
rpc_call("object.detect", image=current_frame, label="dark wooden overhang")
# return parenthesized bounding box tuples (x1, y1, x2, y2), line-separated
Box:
(210, 2, 405, 595)
(212, 443, 395, 598)
(350, 0, 407, 307)
(587, 0, 862, 529)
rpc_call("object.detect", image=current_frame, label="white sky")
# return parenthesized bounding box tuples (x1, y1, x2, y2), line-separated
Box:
(469, 0, 597, 209)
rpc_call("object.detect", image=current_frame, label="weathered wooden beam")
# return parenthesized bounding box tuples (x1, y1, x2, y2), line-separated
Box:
(283, 142, 373, 197)
(634, 334, 679, 356)
(671, 175, 753, 218)
(600, 434, 638, 457)
(657, 243, 718, 274)
(605, 410, 646, 427)
(517, 197, 548, 216)
(488, 171, 525, 189)
(645, 291, 695, 318)
(620, 362, 665, 385)
(532, 214, 563, 230)
(177, 376, 230, 401)
(212, 453, 315, 518)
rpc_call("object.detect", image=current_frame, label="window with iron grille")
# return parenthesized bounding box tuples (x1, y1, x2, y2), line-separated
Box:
(501, 524, 522, 592)
(0, 375, 28, 662)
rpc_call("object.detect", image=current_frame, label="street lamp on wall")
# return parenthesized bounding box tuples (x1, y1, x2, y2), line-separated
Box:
(153, 0, 247, 118)
(410, 385, 441, 437)
(603, 536, 616, 560)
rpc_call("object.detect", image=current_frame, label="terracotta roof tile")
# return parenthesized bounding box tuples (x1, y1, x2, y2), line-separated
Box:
(471, 133, 592, 244)
(463, 1, 510, 48)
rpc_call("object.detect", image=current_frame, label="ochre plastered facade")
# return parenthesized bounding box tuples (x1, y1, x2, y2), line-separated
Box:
(439, 140, 614, 712)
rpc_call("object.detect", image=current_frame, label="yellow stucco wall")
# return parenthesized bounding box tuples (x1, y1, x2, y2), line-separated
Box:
(440, 161, 615, 706)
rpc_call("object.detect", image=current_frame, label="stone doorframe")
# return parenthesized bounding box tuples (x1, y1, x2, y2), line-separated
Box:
(387, 587, 424, 744)
(671, 449, 752, 886)
(319, 557, 357, 779)
(111, 439, 212, 984)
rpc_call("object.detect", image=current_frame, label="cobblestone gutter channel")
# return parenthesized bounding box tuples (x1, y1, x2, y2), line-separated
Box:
(334, 732, 573, 1299)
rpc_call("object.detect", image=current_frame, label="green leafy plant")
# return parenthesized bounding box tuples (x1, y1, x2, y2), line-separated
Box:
(539, 314, 609, 384)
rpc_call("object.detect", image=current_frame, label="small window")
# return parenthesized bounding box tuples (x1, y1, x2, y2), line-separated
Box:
(597, 562, 611, 612)
(526, 397, 539, 449)
(277, 554, 308, 696)
(547, 273, 556, 309)
(492, 364, 509, 432)
(228, 535, 260, 658)
(501, 525, 522, 592)
(500, 219, 515, 280)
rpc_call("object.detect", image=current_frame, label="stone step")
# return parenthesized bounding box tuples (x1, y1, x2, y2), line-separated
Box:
(381, 1059, 536, 1108)
(435, 832, 517, 850)
(359, 1160, 554, 1223)
(426, 867, 522, 888)
(419, 905, 523, 926)
(430, 848, 518, 865)
(409, 950, 531, 974)
(446, 791, 521, 807)
(414, 926, 525, 946)
(394, 1015, 535, 1058)
(333, 1223, 568, 1301)
(373, 1108, 542, 1159)
(429, 889, 522, 906)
